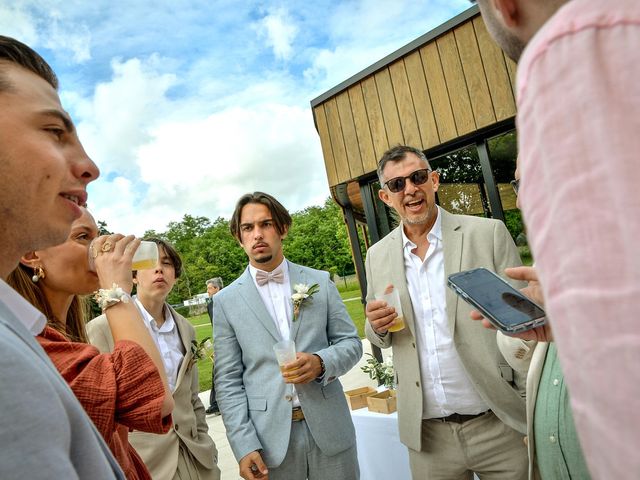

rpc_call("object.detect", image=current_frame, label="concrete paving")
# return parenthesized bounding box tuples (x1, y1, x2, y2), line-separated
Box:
(199, 338, 384, 480)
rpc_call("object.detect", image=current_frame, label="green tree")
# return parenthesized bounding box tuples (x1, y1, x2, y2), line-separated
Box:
(285, 198, 355, 277)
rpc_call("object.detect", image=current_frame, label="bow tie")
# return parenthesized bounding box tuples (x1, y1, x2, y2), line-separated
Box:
(255, 268, 285, 286)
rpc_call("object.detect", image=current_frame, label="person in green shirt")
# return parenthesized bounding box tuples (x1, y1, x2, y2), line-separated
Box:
(475, 169, 590, 479)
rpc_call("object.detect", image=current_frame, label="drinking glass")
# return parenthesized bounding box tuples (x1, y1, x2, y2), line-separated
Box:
(380, 287, 405, 332)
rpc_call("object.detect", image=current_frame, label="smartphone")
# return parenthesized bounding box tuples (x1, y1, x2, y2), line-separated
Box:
(447, 267, 546, 334)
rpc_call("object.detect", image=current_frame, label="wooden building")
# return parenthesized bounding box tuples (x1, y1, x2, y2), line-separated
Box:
(310, 5, 522, 298)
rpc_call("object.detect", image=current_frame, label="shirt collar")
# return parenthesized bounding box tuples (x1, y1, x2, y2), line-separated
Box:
(401, 205, 443, 249)
(133, 296, 175, 333)
(0, 278, 47, 335)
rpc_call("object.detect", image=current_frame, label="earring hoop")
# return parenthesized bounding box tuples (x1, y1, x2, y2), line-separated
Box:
(31, 266, 46, 283)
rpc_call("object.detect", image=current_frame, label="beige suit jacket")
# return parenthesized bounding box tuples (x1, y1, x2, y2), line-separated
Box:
(364, 209, 527, 451)
(87, 305, 219, 480)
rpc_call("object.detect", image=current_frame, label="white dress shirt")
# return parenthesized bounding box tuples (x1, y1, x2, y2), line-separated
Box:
(134, 296, 185, 392)
(249, 259, 300, 406)
(0, 278, 47, 335)
(249, 260, 293, 341)
(402, 207, 489, 418)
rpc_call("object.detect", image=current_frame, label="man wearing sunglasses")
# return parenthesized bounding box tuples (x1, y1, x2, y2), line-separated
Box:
(364, 145, 528, 479)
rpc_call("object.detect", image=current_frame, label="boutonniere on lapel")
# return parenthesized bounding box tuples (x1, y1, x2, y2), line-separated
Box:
(291, 283, 319, 321)
(188, 337, 213, 370)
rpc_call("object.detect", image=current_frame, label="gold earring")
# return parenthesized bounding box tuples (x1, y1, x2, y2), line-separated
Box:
(31, 266, 46, 283)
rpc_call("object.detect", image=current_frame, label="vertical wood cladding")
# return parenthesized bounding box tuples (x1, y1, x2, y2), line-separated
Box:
(314, 12, 516, 187)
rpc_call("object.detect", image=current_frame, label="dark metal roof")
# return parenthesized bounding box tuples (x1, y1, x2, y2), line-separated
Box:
(310, 4, 480, 108)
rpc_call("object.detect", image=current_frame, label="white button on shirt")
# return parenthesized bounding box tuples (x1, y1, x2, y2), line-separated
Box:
(402, 207, 489, 418)
(134, 296, 185, 392)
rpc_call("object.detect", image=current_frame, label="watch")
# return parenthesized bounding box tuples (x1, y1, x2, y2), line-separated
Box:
(314, 354, 326, 377)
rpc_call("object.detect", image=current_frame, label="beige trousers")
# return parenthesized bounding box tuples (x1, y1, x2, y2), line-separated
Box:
(408, 411, 527, 480)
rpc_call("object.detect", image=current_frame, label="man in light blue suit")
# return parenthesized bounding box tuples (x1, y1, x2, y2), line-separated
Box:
(0, 35, 123, 478)
(214, 192, 362, 480)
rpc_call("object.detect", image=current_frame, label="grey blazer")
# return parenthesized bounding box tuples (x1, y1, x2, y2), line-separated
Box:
(364, 209, 527, 451)
(0, 301, 124, 479)
(213, 261, 363, 468)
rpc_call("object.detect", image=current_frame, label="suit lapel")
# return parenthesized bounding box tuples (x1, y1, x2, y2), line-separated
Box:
(388, 226, 417, 338)
(288, 261, 304, 341)
(441, 210, 462, 335)
(171, 305, 193, 388)
(237, 267, 282, 342)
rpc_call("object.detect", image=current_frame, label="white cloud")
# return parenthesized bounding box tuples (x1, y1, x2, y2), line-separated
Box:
(253, 7, 299, 61)
(82, 82, 326, 234)
(43, 14, 92, 63)
(0, 4, 39, 46)
(65, 55, 178, 178)
(0, 2, 92, 63)
(31, 0, 470, 235)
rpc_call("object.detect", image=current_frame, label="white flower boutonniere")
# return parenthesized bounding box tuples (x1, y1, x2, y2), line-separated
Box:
(291, 283, 319, 321)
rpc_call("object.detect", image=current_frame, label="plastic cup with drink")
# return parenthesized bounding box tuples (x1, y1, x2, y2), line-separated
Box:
(273, 339, 297, 376)
(88, 239, 159, 272)
(379, 286, 405, 333)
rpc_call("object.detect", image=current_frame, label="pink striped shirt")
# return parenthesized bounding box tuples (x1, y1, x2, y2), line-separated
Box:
(517, 0, 640, 477)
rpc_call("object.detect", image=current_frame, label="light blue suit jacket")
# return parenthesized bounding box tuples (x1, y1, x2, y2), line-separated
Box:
(213, 261, 362, 468)
(0, 301, 124, 479)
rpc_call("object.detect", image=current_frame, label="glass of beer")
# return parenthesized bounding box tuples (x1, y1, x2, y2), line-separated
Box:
(380, 287, 405, 332)
(273, 339, 297, 375)
(131, 241, 159, 270)
(273, 340, 297, 399)
(88, 239, 159, 271)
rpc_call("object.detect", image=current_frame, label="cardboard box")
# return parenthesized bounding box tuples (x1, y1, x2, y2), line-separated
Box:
(366, 389, 397, 414)
(344, 386, 377, 410)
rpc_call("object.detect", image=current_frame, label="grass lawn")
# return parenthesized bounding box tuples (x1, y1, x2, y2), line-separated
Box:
(187, 313, 215, 393)
(187, 285, 366, 393)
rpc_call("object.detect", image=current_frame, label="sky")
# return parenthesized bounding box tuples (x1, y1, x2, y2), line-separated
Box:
(3, 0, 471, 235)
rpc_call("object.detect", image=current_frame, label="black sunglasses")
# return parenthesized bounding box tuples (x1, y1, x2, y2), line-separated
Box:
(384, 168, 432, 193)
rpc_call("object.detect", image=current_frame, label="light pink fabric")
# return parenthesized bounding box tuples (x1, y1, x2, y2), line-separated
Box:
(516, 0, 640, 478)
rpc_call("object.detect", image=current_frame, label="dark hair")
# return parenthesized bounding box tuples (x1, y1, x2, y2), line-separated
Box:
(143, 237, 183, 278)
(0, 35, 58, 91)
(377, 145, 431, 185)
(7, 264, 90, 343)
(229, 192, 292, 240)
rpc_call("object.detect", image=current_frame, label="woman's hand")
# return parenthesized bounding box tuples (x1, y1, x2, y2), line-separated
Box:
(90, 234, 141, 293)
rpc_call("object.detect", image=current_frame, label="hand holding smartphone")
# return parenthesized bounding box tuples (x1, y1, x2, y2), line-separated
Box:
(448, 267, 546, 334)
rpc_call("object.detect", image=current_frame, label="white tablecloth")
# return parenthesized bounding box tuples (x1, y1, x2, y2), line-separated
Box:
(351, 407, 411, 480)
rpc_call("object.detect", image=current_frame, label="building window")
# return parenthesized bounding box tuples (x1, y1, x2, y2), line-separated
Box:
(429, 144, 491, 217)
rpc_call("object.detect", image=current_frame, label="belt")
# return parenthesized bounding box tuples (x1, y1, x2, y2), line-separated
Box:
(431, 410, 490, 424)
(292, 407, 305, 422)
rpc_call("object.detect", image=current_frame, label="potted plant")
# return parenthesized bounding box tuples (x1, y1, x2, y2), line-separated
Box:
(361, 354, 397, 413)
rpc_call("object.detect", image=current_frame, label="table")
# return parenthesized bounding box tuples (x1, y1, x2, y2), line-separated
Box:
(351, 407, 411, 480)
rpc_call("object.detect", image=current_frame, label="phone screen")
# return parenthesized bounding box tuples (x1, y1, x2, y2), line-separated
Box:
(449, 268, 545, 329)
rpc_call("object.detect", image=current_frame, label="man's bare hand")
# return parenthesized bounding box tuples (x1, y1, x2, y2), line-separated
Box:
(239, 450, 268, 480)
(504, 266, 544, 306)
(281, 352, 323, 384)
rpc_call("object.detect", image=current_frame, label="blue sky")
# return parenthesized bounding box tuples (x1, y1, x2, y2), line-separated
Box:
(2, 0, 470, 234)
